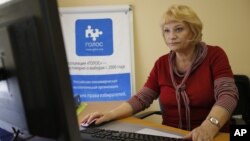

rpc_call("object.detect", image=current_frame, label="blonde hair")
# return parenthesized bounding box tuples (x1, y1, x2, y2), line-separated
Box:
(161, 5, 203, 44)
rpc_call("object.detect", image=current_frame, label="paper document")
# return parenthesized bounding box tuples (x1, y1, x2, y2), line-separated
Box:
(136, 128, 183, 139)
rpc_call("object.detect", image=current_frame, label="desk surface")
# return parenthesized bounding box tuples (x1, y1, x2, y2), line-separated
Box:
(118, 117, 229, 141)
(78, 102, 229, 141)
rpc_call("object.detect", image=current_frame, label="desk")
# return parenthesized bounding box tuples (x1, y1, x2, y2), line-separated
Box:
(78, 102, 229, 141)
(117, 117, 229, 141)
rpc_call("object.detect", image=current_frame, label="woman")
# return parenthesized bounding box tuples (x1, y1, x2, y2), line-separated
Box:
(82, 5, 239, 141)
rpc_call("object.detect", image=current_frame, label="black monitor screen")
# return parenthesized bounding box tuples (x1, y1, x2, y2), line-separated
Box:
(0, 0, 81, 140)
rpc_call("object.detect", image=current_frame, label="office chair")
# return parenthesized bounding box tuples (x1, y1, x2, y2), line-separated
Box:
(232, 75, 250, 124)
(134, 74, 250, 125)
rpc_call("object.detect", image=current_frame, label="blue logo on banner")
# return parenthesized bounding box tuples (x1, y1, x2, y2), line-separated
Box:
(75, 19, 113, 56)
(71, 73, 131, 102)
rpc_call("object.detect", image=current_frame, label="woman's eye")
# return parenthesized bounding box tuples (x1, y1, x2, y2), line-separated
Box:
(176, 27, 183, 32)
(164, 29, 170, 33)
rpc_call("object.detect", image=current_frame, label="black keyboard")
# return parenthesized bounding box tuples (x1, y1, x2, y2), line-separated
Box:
(80, 127, 189, 141)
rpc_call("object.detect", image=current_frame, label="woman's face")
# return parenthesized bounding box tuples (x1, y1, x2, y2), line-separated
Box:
(163, 21, 194, 52)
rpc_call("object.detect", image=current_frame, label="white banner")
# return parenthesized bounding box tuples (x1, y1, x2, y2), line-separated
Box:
(59, 5, 135, 102)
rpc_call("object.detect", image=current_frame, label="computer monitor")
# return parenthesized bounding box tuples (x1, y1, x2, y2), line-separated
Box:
(0, 0, 81, 140)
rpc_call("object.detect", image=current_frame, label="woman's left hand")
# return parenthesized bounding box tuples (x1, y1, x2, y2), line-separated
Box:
(183, 121, 219, 141)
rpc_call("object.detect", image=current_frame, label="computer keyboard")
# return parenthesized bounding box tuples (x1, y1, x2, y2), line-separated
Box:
(0, 128, 13, 141)
(80, 127, 189, 141)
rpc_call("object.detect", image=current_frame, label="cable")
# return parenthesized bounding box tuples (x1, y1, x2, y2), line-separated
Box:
(11, 127, 21, 141)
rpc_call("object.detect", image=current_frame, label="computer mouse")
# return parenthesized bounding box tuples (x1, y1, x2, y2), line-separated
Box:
(80, 118, 97, 127)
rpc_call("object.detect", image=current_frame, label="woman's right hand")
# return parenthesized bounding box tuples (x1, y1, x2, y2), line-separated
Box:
(81, 102, 134, 126)
(81, 111, 114, 125)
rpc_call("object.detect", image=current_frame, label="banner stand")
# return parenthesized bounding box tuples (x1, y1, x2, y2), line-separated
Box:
(60, 5, 135, 103)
